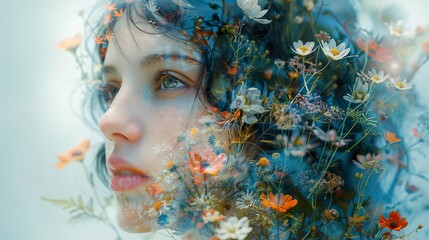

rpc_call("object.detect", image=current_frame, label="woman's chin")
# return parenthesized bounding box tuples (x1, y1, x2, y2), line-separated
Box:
(116, 205, 155, 233)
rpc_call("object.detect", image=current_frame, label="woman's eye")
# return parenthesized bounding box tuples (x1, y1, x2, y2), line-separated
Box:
(160, 75, 187, 91)
(99, 82, 120, 105)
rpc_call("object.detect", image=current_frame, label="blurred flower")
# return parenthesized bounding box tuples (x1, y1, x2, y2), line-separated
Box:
(215, 216, 253, 240)
(421, 38, 429, 53)
(324, 209, 339, 220)
(303, 0, 315, 11)
(378, 211, 408, 231)
(348, 215, 365, 224)
(201, 149, 227, 175)
(291, 40, 316, 56)
(356, 37, 393, 62)
(56, 139, 90, 169)
(353, 153, 384, 173)
(313, 127, 351, 147)
(386, 20, 406, 37)
(237, 0, 271, 24)
(202, 209, 224, 223)
(294, 16, 303, 24)
(260, 192, 297, 213)
(315, 31, 331, 42)
(343, 78, 370, 104)
(256, 157, 270, 167)
(274, 59, 286, 69)
(321, 39, 350, 60)
(56, 33, 82, 52)
(390, 76, 413, 90)
(384, 131, 401, 144)
(230, 86, 265, 124)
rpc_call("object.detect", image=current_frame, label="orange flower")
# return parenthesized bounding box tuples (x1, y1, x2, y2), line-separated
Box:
(348, 214, 365, 224)
(421, 39, 429, 53)
(260, 192, 297, 213)
(113, 8, 124, 18)
(378, 211, 408, 231)
(56, 33, 82, 51)
(145, 183, 164, 195)
(384, 131, 401, 144)
(105, 3, 116, 10)
(56, 139, 90, 169)
(94, 35, 106, 45)
(256, 157, 270, 167)
(357, 37, 393, 62)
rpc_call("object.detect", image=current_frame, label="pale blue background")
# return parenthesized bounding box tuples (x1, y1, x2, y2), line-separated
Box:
(0, 0, 428, 239)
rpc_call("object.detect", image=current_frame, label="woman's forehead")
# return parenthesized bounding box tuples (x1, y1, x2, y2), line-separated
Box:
(104, 11, 200, 68)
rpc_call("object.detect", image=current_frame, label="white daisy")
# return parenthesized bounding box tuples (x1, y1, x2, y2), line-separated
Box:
(386, 20, 406, 37)
(321, 39, 351, 60)
(235, 191, 257, 209)
(368, 69, 389, 84)
(390, 76, 413, 90)
(292, 40, 316, 56)
(343, 77, 371, 103)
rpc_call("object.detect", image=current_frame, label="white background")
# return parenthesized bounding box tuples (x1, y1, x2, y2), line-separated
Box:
(0, 0, 428, 239)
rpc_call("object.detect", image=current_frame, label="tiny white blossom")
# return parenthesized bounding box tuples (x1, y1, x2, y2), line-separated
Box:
(390, 76, 413, 90)
(237, 0, 272, 24)
(216, 216, 253, 240)
(292, 40, 316, 56)
(321, 39, 350, 60)
(303, 0, 315, 11)
(343, 77, 371, 103)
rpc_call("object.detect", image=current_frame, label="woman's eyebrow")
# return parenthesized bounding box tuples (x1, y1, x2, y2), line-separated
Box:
(140, 53, 201, 66)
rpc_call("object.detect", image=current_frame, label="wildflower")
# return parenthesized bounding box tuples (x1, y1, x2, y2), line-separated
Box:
(147, 200, 171, 217)
(421, 38, 429, 52)
(237, 0, 272, 24)
(95, 35, 105, 45)
(215, 216, 253, 240)
(386, 20, 406, 37)
(191, 193, 216, 210)
(382, 232, 393, 240)
(202, 209, 224, 224)
(236, 191, 257, 209)
(256, 157, 270, 167)
(145, 183, 164, 195)
(201, 150, 227, 176)
(315, 31, 331, 42)
(367, 69, 390, 84)
(56, 33, 82, 52)
(378, 211, 408, 231)
(312, 126, 351, 147)
(343, 78, 370, 104)
(274, 59, 286, 69)
(294, 16, 303, 24)
(260, 192, 298, 213)
(113, 8, 124, 18)
(385, 131, 401, 144)
(291, 40, 316, 56)
(230, 86, 266, 124)
(411, 128, 422, 139)
(353, 153, 384, 174)
(390, 76, 413, 90)
(321, 39, 351, 60)
(56, 139, 90, 169)
(324, 209, 339, 220)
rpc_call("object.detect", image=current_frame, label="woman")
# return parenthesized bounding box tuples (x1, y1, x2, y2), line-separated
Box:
(76, 0, 425, 239)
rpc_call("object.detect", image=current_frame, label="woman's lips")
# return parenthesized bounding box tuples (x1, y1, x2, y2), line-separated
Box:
(107, 156, 151, 192)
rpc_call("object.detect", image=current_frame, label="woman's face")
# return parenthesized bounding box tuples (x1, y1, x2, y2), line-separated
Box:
(98, 14, 206, 232)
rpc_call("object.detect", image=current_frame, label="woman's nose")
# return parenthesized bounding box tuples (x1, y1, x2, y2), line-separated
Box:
(98, 95, 143, 143)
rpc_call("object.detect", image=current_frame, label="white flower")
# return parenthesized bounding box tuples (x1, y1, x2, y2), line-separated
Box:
(237, 0, 272, 24)
(390, 76, 413, 90)
(147, 200, 171, 218)
(216, 216, 253, 240)
(235, 191, 257, 209)
(230, 86, 266, 124)
(367, 69, 389, 84)
(294, 15, 303, 24)
(312, 126, 351, 147)
(386, 20, 406, 37)
(321, 39, 351, 60)
(292, 40, 316, 56)
(343, 77, 371, 103)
